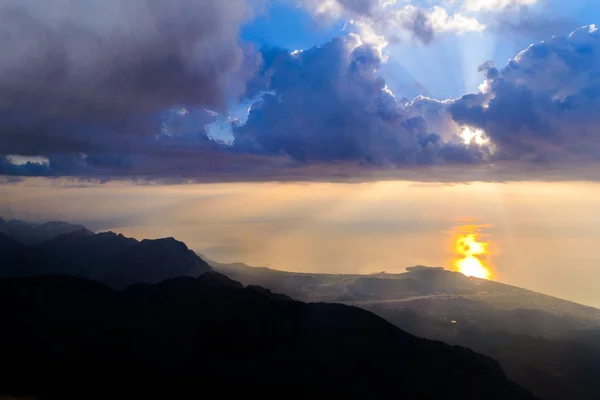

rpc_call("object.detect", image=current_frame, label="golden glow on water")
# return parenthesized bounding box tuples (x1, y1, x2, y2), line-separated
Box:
(455, 233, 491, 279)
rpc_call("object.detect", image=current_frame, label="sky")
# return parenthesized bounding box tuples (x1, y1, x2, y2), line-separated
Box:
(2, 0, 600, 306)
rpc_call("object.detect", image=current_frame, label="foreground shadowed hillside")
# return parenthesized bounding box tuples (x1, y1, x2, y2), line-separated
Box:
(0, 273, 533, 399)
(211, 261, 600, 399)
(365, 304, 600, 400)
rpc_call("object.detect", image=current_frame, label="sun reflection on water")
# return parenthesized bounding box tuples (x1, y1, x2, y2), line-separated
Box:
(453, 224, 492, 279)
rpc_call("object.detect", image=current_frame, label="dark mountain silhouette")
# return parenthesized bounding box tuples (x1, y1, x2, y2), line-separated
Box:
(1, 230, 211, 288)
(0, 273, 534, 399)
(0, 217, 93, 245)
(0, 233, 26, 266)
(211, 261, 600, 399)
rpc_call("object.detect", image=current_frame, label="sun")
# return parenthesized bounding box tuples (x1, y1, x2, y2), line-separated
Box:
(455, 233, 491, 279)
(459, 126, 488, 146)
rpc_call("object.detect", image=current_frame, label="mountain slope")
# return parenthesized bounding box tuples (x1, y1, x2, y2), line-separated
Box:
(0, 273, 534, 399)
(1, 231, 211, 288)
(362, 303, 600, 400)
(211, 261, 600, 399)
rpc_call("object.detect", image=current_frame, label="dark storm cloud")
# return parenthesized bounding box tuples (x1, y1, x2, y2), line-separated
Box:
(234, 35, 484, 165)
(448, 25, 600, 162)
(0, 0, 253, 117)
(0, 156, 52, 177)
(0, 0, 258, 162)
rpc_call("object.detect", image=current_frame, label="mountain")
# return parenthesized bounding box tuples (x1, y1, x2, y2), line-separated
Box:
(0, 217, 93, 245)
(1, 230, 211, 288)
(0, 273, 534, 399)
(211, 261, 600, 399)
(0, 220, 590, 398)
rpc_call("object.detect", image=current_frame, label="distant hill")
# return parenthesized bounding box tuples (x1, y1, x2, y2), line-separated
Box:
(0, 217, 93, 245)
(213, 262, 600, 324)
(0, 273, 534, 399)
(0, 230, 211, 288)
(211, 261, 600, 399)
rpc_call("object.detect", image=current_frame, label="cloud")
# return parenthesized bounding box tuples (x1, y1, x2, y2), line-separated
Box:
(4, 18, 600, 183)
(495, 14, 575, 41)
(462, 0, 539, 13)
(482, 1, 576, 40)
(447, 25, 600, 162)
(0, 0, 260, 162)
(429, 6, 485, 35)
(0, 0, 255, 117)
(234, 35, 487, 165)
(1, 156, 52, 176)
(297, 0, 485, 46)
(0, 33, 490, 181)
(296, 0, 577, 49)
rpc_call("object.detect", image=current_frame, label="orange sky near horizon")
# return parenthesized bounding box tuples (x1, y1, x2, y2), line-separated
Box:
(2, 178, 600, 307)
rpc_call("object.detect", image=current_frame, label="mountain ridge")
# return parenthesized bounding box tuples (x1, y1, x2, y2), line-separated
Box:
(0, 217, 93, 246)
(0, 224, 211, 288)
